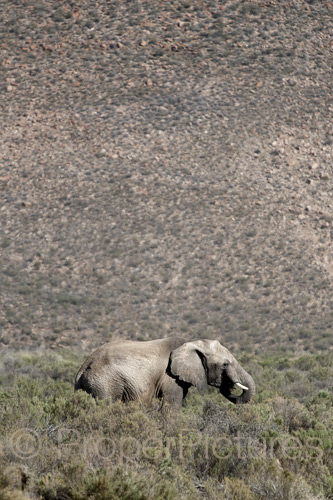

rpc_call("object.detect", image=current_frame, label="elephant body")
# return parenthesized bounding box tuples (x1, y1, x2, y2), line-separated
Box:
(75, 337, 255, 408)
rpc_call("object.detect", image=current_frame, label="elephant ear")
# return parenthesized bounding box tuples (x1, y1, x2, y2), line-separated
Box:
(169, 341, 207, 391)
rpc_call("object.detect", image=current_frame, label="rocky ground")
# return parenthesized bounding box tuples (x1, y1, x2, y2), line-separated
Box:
(0, 0, 332, 355)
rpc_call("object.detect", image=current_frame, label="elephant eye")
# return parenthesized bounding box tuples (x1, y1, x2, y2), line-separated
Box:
(223, 361, 230, 367)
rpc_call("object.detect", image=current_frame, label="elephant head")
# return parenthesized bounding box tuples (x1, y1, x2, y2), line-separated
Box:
(169, 339, 255, 404)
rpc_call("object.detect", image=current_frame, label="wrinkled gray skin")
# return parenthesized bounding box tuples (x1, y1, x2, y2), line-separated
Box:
(75, 337, 255, 408)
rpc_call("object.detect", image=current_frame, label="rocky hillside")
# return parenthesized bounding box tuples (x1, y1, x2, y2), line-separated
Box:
(0, 0, 332, 354)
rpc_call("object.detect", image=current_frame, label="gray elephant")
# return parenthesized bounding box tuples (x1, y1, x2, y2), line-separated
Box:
(74, 337, 255, 408)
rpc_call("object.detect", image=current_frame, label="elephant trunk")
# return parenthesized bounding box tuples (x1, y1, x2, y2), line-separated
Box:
(220, 365, 255, 404)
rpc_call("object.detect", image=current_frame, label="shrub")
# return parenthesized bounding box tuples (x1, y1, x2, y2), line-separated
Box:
(0, 351, 331, 500)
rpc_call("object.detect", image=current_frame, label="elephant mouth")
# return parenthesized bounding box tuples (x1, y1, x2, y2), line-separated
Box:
(220, 376, 254, 404)
(220, 375, 249, 392)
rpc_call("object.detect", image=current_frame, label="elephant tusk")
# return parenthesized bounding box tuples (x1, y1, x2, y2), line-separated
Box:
(236, 382, 249, 391)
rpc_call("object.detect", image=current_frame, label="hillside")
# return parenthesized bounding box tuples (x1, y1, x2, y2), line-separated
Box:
(0, 1, 332, 499)
(1, 0, 332, 354)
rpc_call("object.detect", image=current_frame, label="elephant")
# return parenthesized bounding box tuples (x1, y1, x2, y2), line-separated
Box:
(74, 337, 255, 408)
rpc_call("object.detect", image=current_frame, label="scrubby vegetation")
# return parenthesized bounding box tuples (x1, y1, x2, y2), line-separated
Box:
(0, 350, 332, 499)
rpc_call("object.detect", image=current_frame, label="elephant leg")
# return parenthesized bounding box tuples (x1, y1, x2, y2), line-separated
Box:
(160, 377, 189, 409)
